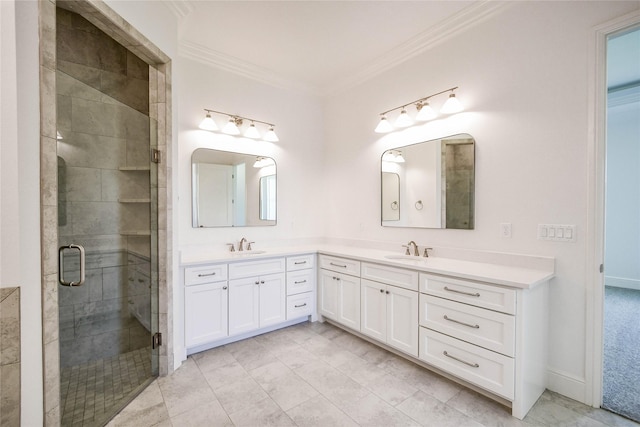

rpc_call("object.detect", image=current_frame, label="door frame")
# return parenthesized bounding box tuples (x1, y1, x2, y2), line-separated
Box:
(586, 9, 640, 408)
(38, 0, 173, 423)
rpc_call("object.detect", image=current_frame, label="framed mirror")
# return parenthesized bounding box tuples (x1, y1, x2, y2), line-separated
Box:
(192, 148, 276, 227)
(381, 133, 475, 229)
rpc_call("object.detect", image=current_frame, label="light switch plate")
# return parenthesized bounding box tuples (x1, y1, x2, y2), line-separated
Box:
(538, 224, 576, 242)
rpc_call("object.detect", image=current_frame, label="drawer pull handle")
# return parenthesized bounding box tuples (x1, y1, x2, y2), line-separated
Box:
(197, 272, 216, 277)
(294, 303, 307, 308)
(444, 286, 480, 297)
(443, 351, 479, 368)
(443, 315, 480, 329)
(330, 262, 347, 268)
(294, 261, 307, 265)
(294, 280, 307, 284)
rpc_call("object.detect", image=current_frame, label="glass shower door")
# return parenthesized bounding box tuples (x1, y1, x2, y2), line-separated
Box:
(56, 68, 158, 426)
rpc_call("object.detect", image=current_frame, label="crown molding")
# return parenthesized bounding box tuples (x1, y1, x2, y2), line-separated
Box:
(608, 85, 640, 108)
(179, 41, 323, 97)
(178, 1, 511, 98)
(323, 0, 512, 97)
(163, 0, 195, 20)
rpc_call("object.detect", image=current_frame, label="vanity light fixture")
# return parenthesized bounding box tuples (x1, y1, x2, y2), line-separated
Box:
(222, 117, 241, 135)
(375, 116, 394, 133)
(374, 86, 464, 133)
(199, 112, 218, 131)
(244, 122, 261, 139)
(198, 109, 279, 142)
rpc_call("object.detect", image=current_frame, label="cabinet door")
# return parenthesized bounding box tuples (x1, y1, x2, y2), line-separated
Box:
(259, 273, 286, 328)
(338, 273, 361, 330)
(387, 286, 419, 357)
(319, 270, 339, 320)
(185, 282, 228, 347)
(361, 279, 386, 343)
(228, 277, 260, 336)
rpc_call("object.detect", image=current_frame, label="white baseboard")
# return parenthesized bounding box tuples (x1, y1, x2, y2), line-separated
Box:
(547, 368, 586, 403)
(605, 276, 640, 291)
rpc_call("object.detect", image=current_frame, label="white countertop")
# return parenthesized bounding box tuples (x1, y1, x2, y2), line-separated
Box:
(180, 244, 554, 290)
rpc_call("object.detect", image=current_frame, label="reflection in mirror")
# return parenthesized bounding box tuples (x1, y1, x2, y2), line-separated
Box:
(381, 172, 400, 221)
(192, 148, 276, 227)
(381, 134, 474, 229)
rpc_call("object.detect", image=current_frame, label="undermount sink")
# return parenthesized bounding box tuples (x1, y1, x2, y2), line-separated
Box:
(233, 250, 267, 256)
(384, 254, 424, 261)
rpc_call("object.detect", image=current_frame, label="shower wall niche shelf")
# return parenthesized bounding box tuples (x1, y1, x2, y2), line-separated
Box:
(121, 231, 152, 236)
(119, 166, 151, 171)
(118, 198, 151, 203)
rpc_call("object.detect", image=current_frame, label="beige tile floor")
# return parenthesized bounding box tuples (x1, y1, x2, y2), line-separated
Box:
(108, 322, 639, 427)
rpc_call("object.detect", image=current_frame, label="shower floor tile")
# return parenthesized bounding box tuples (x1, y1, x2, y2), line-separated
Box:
(61, 346, 152, 426)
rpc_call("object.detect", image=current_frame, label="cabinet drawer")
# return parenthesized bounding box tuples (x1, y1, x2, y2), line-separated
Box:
(287, 254, 315, 271)
(420, 273, 516, 315)
(185, 264, 227, 286)
(287, 292, 313, 319)
(419, 294, 515, 357)
(419, 328, 514, 400)
(229, 257, 285, 279)
(287, 269, 315, 295)
(362, 262, 419, 291)
(319, 255, 360, 276)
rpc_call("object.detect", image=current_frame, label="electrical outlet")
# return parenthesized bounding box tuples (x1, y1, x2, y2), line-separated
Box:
(500, 223, 512, 238)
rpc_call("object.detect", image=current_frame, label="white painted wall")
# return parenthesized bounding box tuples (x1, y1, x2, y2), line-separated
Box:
(323, 1, 640, 402)
(176, 57, 326, 252)
(605, 93, 640, 290)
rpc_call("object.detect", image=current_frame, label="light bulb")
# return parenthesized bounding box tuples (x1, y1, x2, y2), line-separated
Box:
(440, 93, 464, 114)
(394, 109, 413, 128)
(222, 118, 240, 135)
(244, 123, 261, 139)
(199, 113, 218, 131)
(375, 116, 393, 133)
(394, 151, 405, 163)
(253, 157, 265, 168)
(416, 102, 437, 121)
(264, 126, 279, 142)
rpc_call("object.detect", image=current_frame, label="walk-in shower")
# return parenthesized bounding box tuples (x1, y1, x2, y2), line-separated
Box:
(55, 7, 158, 425)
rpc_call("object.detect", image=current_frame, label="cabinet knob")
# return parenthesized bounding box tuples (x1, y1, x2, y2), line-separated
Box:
(380, 289, 384, 293)
(255, 281, 260, 285)
(223, 286, 228, 290)
(260, 280, 265, 284)
(386, 291, 390, 294)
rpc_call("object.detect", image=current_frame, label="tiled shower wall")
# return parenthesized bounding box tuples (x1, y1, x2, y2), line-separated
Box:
(56, 7, 152, 366)
(0, 287, 20, 426)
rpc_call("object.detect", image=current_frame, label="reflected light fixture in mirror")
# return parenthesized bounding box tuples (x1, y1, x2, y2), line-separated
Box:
(198, 109, 279, 142)
(253, 156, 275, 168)
(375, 86, 464, 133)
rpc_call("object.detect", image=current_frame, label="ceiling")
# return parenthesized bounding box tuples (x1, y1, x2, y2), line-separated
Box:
(171, 1, 502, 96)
(169, 2, 640, 96)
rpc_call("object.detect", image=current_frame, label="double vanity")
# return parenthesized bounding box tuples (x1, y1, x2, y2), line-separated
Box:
(180, 245, 553, 419)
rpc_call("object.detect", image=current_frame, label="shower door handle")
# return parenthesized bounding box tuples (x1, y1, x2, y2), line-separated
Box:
(58, 244, 86, 286)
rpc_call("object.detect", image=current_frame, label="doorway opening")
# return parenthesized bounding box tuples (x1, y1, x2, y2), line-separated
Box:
(602, 24, 640, 423)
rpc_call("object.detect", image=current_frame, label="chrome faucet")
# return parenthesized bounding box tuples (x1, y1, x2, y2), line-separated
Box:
(239, 237, 247, 251)
(407, 240, 419, 256)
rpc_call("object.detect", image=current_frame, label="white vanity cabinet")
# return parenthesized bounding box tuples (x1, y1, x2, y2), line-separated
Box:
(319, 255, 361, 330)
(418, 272, 548, 419)
(286, 254, 315, 319)
(228, 258, 286, 336)
(184, 264, 229, 348)
(360, 263, 419, 357)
